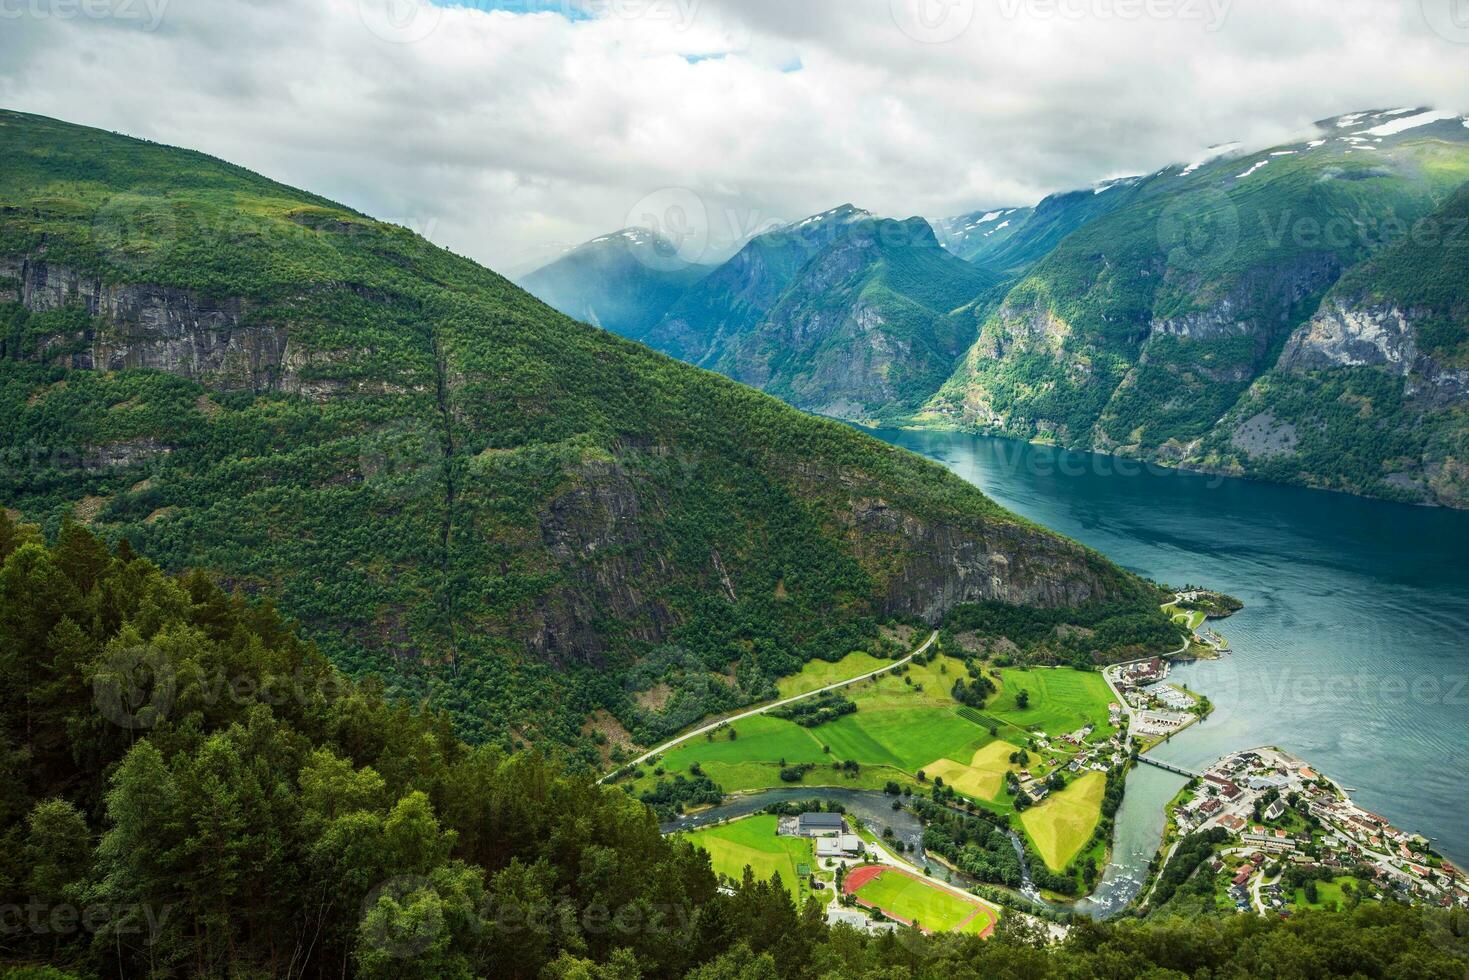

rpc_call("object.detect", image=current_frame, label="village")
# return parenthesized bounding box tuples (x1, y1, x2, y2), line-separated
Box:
(1163, 746, 1468, 915)
(1103, 655, 1208, 747)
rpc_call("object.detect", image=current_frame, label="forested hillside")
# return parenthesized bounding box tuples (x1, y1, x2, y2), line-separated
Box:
(0, 111, 1163, 755)
(927, 109, 1469, 506)
(1, 521, 1466, 979)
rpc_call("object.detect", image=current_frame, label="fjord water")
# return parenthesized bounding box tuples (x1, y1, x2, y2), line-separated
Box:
(874, 429, 1469, 880)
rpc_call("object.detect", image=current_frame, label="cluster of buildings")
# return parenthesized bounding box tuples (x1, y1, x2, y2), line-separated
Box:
(1170, 748, 1468, 912)
(787, 811, 866, 860)
(1105, 657, 1202, 742)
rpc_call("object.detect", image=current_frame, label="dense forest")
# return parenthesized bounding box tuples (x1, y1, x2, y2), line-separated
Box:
(1, 517, 1467, 978)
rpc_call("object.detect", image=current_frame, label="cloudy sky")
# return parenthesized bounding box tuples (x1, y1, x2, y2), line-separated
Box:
(2, 0, 1467, 273)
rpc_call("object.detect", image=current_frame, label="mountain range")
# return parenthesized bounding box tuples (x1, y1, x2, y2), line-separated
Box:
(0, 110, 1166, 755)
(527, 108, 1469, 507)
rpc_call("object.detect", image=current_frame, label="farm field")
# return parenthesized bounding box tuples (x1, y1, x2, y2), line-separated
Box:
(629, 656, 1118, 818)
(844, 866, 998, 935)
(685, 814, 814, 895)
(777, 651, 891, 698)
(1019, 771, 1107, 871)
(987, 668, 1117, 738)
(923, 739, 1017, 801)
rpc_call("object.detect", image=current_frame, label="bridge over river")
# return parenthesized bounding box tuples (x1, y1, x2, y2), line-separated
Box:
(1136, 756, 1203, 779)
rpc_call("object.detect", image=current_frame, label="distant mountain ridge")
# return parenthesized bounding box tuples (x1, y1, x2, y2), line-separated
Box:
(533, 107, 1469, 507)
(518, 227, 712, 340)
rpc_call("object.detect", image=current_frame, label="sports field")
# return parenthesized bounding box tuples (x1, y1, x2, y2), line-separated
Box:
(844, 865, 998, 935)
(686, 814, 813, 893)
(1019, 771, 1107, 871)
(988, 668, 1116, 737)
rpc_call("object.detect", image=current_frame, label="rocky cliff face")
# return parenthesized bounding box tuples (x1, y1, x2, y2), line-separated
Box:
(0, 258, 417, 399)
(845, 497, 1113, 621)
(1280, 300, 1469, 404)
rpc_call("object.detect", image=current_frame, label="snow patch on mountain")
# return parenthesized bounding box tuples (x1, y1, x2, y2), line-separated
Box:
(1361, 109, 1458, 137)
(1236, 160, 1269, 179)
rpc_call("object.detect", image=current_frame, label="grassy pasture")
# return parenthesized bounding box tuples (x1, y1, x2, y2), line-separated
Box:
(923, 739, 1018, 801)
(686, 814, 813, 895)
(988, 668, 1116, 738)
(1020, 771, 1107, 871)
(777, 651, 891, 697)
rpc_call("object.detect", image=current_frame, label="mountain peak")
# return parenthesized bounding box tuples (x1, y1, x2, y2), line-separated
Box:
(787, 203, 872, 230)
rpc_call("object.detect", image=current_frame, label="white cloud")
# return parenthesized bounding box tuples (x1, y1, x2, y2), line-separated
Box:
(0, 0, 1466, 272)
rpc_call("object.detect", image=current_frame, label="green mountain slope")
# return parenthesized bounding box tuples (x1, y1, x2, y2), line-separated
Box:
(642, 204, 873, 364)
(926, 109, 1469, 504)
(944, 179, 1145, 278)
(518, 227, 711, 340)
(0, 110, 1162, 753)
(708, 216, 999, 421)
(1198, 182, 1469, 503)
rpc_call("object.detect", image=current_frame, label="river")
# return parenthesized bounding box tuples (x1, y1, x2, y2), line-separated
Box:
(870, 428, 1469, 897)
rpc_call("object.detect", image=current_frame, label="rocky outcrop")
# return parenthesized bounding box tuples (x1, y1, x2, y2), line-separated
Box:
(846, 497, 1117, 621)
(1281, 299, 1469, 406)
(1281, 301, 1419, 375)
(0, 257, 418, 399)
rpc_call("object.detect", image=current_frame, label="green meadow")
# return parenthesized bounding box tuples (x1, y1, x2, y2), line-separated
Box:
(986, 667, 1117, 738)
(1019, 771, 1107, 871)
(685, 815, 814, 896)
(776, 651, 891, 698)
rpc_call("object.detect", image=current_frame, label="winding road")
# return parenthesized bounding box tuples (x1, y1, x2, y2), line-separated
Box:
(600, 631, 938, 784)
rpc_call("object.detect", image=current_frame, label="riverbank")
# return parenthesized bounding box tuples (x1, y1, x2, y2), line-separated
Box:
(871, 426, 1469, 871)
